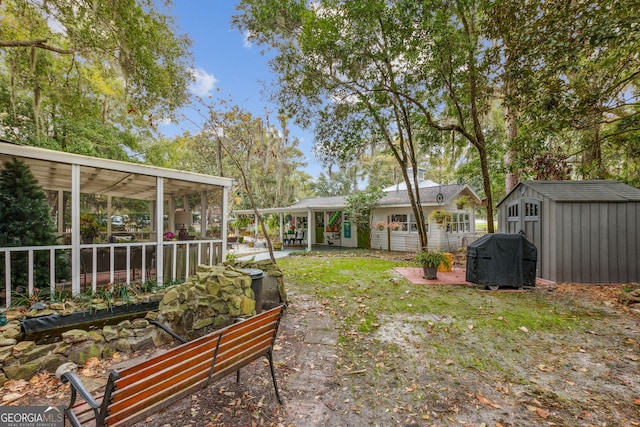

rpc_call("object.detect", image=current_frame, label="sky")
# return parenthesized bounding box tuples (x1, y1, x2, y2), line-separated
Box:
(161, 1, 323, 179)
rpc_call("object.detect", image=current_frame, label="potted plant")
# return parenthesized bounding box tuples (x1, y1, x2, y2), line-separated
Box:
(428, 209, 452, 225)
(80, 214, 101, 243)
(454, 194, 473, 210)
(415, 250, 450, 280)
(272, 237, 283, 251)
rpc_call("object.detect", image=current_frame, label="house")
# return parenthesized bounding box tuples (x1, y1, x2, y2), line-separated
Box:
(234, 168, 482, 253)
(0, 142, 234, 307)
(496, 180, 640, 283)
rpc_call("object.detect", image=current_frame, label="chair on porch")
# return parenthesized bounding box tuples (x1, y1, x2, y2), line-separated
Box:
(295, 230, 305, 245)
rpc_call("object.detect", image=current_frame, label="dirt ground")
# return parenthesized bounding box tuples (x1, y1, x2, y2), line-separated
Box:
(2, 281, 639, 427)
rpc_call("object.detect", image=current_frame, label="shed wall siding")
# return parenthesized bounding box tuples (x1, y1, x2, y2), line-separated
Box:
(498, 182, 640, 283)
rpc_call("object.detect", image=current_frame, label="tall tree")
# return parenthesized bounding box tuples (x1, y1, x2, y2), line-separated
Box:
(0, 0, 193, 158)
(486, 0, 640, 183)
(234, 0, 499, 245)
(0, 158, 69, 291)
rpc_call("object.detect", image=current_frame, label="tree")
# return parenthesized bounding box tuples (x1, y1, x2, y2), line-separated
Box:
(0, 0, 193, 158)
(0, 158, 69, 293)
(485, 0, 640, 183)
(234, 0, 500, 248)
(345, 188, 384, 249)
(199, 105, 307, 263)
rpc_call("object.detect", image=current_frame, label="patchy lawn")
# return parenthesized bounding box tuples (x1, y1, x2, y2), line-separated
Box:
(2, 250, 639, 427)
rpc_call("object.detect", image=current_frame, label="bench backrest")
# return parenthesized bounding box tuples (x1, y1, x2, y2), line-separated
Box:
(71, 305, 285, 427)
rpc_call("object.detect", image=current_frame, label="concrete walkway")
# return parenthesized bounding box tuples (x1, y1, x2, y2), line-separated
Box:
(237, 248, 296, 262)
(277, 291, 339, 425)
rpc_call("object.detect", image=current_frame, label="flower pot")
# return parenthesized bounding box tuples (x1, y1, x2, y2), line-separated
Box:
(423, 266, 438, 280)
(82, 236, 94, 244)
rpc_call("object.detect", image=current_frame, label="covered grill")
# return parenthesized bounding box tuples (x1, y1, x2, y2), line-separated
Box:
(466, 233, 537, 290)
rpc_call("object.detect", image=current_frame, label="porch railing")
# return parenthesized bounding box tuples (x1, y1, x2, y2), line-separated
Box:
(0, 239, 224, 309)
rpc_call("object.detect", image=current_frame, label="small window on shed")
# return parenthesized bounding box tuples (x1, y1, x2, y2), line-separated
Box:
(507, 202, 519, 221)
(524, 199, 540, 221)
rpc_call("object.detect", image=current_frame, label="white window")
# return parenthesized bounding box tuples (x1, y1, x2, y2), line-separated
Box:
(450, 213, 470, 232)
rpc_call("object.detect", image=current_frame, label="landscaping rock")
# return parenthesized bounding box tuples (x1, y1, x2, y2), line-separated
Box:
(62, 329, 91, 344)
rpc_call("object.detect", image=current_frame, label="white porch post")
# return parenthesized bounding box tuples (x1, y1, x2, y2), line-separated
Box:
(156, 177, 164, 286)
(222, 186, 229, 260)
(57, 190, 64, 235)
(107, 195, 113, 236)
(71, 164, 81, 295)
(307, 209, 312, 252)
(200, 191, 207, 238)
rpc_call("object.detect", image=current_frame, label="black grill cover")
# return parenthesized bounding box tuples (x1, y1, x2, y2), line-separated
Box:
(466, 233, 537, 288)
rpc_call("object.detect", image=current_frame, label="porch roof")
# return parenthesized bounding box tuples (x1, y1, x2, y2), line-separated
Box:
(0, 141, 235, 199)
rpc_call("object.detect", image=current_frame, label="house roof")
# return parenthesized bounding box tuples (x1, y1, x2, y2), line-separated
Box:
(501, 180, 640, 204)
(234, 184, 481, 215)
(0, 141, 234, 201)
(380, 184, 476, 207)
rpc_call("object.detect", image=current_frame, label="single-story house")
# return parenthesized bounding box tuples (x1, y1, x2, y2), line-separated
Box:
(497, 180, 640, 283)
(234, 168, 482, 253)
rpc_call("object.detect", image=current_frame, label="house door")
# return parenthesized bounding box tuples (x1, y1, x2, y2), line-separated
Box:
(315, 212, 324, 244)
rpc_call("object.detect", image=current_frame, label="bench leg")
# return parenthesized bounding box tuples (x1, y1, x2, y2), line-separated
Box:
(266, 352, 283, 404)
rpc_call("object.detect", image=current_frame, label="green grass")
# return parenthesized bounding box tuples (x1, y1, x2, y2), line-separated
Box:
(277, 252, 612, 422)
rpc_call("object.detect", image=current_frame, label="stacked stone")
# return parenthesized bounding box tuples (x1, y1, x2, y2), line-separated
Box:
(0, 317, 156, 386)
(0, 264, 260, 384)
(154, 264, 257, 339)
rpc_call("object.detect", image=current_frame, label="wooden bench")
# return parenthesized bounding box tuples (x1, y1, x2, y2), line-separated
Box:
(60, 305, 286, 427)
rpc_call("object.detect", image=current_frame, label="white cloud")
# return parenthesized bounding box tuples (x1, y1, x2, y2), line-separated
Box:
(243, 31, 253, 48)
(189, 68, 217, 97)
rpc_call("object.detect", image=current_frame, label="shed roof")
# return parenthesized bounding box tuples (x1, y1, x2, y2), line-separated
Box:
(504, 180, 640, 204)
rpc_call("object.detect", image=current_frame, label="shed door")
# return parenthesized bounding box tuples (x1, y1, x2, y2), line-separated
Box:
(506, 198, 541, 243)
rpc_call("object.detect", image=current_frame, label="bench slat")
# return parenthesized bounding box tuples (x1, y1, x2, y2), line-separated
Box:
(114, 331, 222, 390)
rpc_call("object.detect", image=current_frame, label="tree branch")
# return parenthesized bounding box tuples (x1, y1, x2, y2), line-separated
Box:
(0, 39, 77, 55)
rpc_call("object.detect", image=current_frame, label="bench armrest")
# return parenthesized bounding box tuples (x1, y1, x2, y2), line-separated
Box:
(61, 371, 101, 409)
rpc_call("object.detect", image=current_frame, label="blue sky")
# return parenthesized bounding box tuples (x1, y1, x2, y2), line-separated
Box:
(161, 1, 322, 178)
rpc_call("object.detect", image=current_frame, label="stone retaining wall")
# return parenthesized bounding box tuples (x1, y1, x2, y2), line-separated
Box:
(0, 262, 284, 385)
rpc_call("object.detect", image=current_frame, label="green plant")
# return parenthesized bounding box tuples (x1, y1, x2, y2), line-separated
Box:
(428, 209, 452, 224)
(231, 215, 252, 230)
(80, 214, 101, 239)
(414, 250, 449, 268)
(454, 194, 473, 209)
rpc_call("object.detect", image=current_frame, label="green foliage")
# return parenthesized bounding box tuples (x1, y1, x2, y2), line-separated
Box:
(414, 250, 449, 269)
(0, 0, 193, 158)
(79, 214, 101, 239)
(345, 188, 384, 249)
(428, 210, 452, 224)
(231, 215, 252, 230)
(0, 158, 70, 287)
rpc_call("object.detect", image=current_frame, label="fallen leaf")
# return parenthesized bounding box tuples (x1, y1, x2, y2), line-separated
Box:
(519, 326, 529, 333)
(625, 353, 639, 361)
(467, 324, 474, 330)
(476, 394, 501, 409)
(536, 407, 550, 418)
(2, 392, 26, 403)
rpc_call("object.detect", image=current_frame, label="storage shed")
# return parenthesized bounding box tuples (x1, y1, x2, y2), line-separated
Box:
(497, 180, 640, 283)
